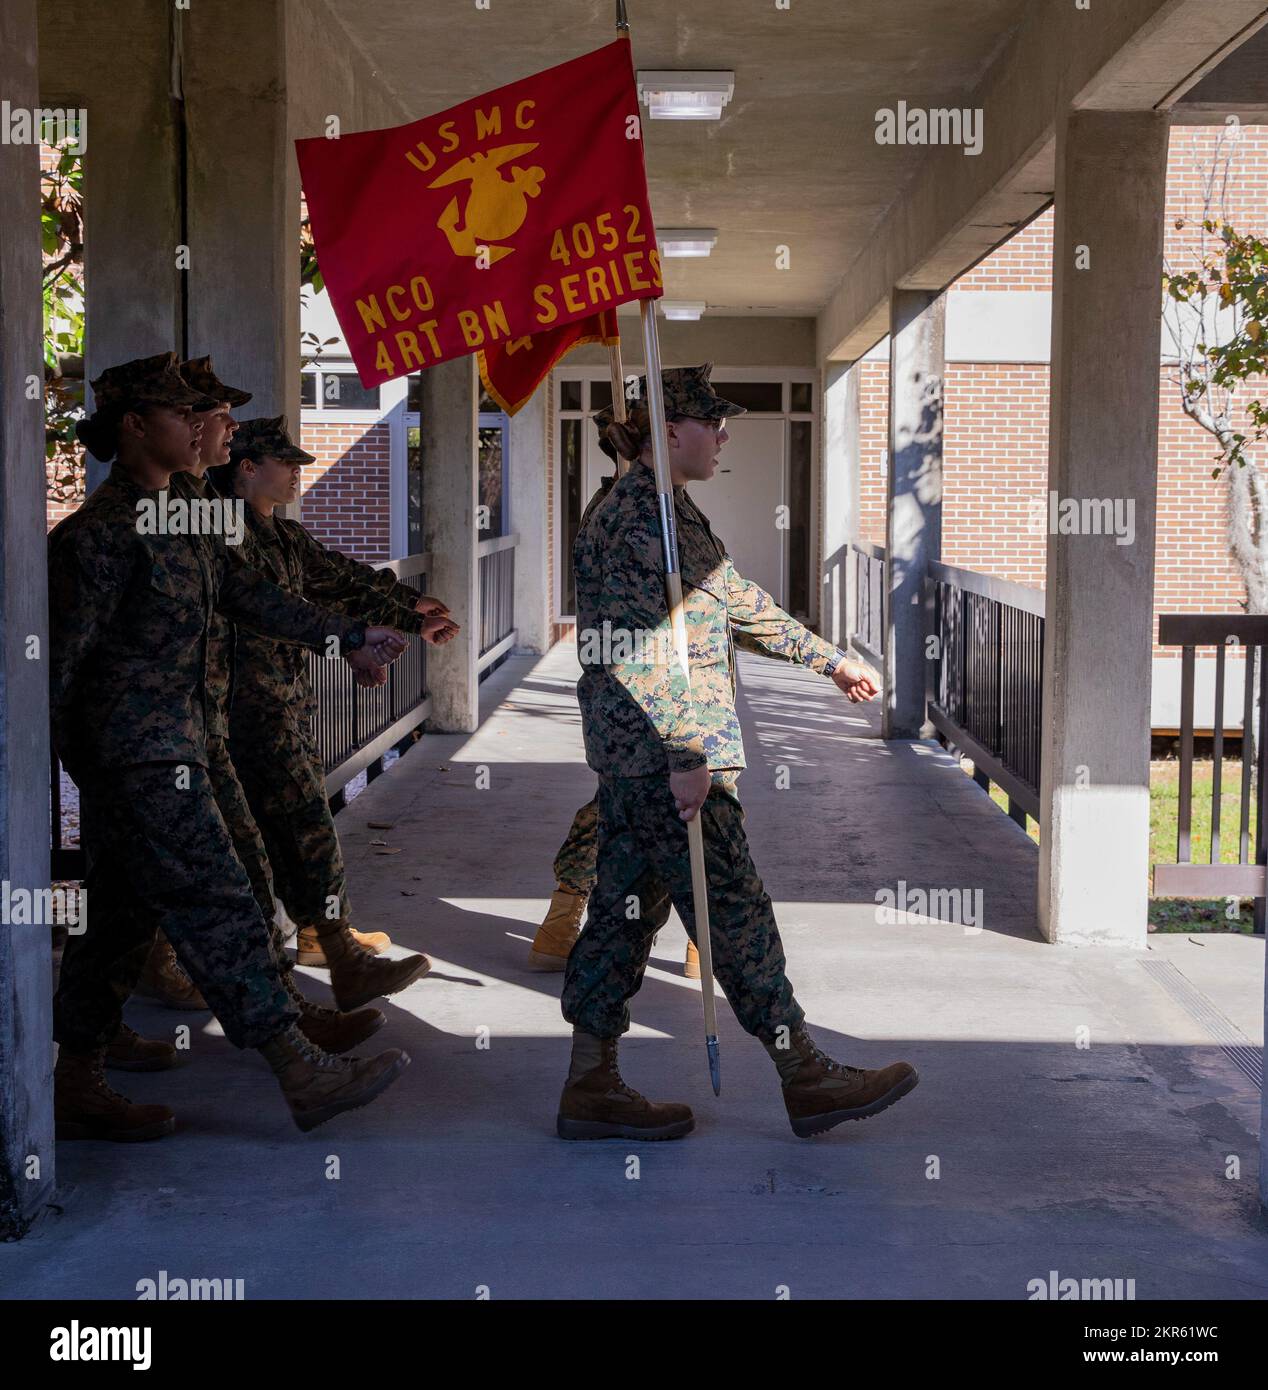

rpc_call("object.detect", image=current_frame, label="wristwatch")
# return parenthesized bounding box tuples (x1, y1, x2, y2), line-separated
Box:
(823, 648, 848, 677)
(342, 622, 368, 655)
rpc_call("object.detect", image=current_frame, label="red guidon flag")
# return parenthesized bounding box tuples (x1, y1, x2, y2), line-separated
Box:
(478, 308, 620, 414)
(295, 39, 660, 400)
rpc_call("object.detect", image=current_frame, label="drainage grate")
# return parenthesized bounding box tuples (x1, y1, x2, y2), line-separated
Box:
(1139, 957, 1262, 1091)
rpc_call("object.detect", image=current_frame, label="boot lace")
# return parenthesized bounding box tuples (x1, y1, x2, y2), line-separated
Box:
(803, 1037, 867, 1082)
(159, 942, 196, 987)
(289, 1026, 350, 1072)
(284, 973, 339, 1023)
(86, 1057, 131, 1106)
(599, 1042, 645, 1102)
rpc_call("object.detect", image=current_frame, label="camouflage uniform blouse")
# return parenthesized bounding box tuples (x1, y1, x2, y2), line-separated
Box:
(47, 468, 363, 778)
(574, 460, 837, 776)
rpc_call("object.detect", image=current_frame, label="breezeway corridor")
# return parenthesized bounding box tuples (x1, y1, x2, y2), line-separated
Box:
(4, 646, 1265, 1300)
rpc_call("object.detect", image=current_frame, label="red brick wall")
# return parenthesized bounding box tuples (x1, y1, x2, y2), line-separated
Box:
(298, 419, 392, 562)
(857, 359, 1251, 653)
(855, 125, 1268, 659)
(857, 361, 1048, 589)
(1165, 124, 1268, 266)
(955, 208, 1054, 292)
(47, 496, 80, 530)
(1154, 378, 1248, 631)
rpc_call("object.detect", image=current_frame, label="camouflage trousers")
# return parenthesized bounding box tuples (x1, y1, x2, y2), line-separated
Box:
(561, 772, 805, 1043)
(206, 735, 289, 971)
(553, 796, 599, 895)
(54, 761, 298, 1051)
(231, 715, 349, 931)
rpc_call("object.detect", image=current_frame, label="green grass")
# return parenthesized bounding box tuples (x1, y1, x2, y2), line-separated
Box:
(1147, 759, 1257, 932)
(976, 758, 1257, 933)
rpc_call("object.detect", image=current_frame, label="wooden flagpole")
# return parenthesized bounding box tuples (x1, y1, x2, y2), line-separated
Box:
(607, 327, 629, 477)
(638, 299, 721, 1093)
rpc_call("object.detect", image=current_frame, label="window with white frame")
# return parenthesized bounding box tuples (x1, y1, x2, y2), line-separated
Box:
(300, 362, 384, 412)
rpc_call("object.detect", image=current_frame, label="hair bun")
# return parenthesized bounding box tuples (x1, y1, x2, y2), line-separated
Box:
(75, 414, 117, 463)
(602, 420, 643, 462)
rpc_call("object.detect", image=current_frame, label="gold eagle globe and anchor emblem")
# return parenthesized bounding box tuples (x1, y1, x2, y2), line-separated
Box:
(428, 143, 546, 264)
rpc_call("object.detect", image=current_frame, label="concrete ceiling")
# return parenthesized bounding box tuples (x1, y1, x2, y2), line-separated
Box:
(322, 0, 1031, 318)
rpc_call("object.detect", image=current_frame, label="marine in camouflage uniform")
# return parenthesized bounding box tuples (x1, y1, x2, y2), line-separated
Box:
(527, 470, 698, 977)
(168, 358, 390, 1060)
(213, 417, 440, 988)
(177, 358, 275, 919)
(50, 353, 410, 1140)
(127, 360, 274, 1019)
(556, 364, 918, 1141)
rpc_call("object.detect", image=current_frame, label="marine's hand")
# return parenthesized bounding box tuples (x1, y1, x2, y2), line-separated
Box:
(670, 764, 712, 822)
(345, 628, 407, 677)
(365, 626, 409, 664)
(832, 657, 880, 702)
(420, 615, 461, 645)
(353, 664, 388, 688)
(415, 594, 450, 617)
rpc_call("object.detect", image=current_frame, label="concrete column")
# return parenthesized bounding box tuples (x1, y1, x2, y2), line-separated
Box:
(422, 356, 479, 731)
(822, 362, 859, 651)
(883, 290, 944, 738)
(185, 0, 299, 424)
(508, 382, 551, 654)
(78, 0, 183, 492)
(1038, 110, 1168, 950)
(0, 0, 55, 1239)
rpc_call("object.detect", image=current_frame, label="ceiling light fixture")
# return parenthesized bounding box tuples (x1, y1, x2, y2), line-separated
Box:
(637, 71, 735, 121)
(660, 301, 707, 321)
(657, 228, 718, 258)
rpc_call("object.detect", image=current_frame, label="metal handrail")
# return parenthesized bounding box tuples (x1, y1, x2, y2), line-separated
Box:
(850, 539, 886, 668)
(379, 551, 433, 579)
(477, 536, 518, 671)
(927, 565, 1045, 825)
(477, 532, 519, 557)
(928, 560, 1044, 618)
(1153, 614, 1267, 920)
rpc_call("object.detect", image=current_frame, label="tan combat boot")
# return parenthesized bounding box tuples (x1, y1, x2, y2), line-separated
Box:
(683, 939, 701, 979)
(528, 887, 587, 970)
(764, 1025, 918, 1138)
(105, 1023, 187, 1073)
(55, 1046, 177, 1141)
(282, 970, 386, 1055)
(296, 925, 391, 966)
(556, 1031, 694, 1141)
(134, 933, 208, 1010)
(258, 1024, 409, 1133)
(318, 926, 432, 1013)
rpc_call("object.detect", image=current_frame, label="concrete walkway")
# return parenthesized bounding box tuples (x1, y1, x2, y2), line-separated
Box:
(3, 644, 1266, 1300)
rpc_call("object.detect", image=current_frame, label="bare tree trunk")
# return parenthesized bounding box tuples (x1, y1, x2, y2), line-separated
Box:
(1225, 457, 1268, 614)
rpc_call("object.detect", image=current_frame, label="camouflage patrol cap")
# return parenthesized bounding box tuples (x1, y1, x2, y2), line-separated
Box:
(179, 355, 252, 408)
(591, 362, 746, 461)
(645, 362, 747, 421)
(229, 415, 316, 465)
(89, 351, 220, 414)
